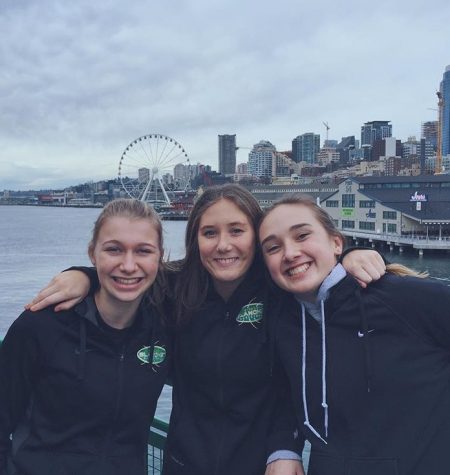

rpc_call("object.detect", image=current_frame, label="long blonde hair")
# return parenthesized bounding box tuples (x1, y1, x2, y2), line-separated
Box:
(386, 263, 428, 278)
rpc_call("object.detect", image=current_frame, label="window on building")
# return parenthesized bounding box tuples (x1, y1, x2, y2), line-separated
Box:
(326, 200, 339, 207)
(359, 221, 375, 231)
(342, 220, 355, 229)
(383, 211, 397, 220)
(359, 200, 375, 208)
(342, 194, 355, 208)
(387, 223, 397, 233)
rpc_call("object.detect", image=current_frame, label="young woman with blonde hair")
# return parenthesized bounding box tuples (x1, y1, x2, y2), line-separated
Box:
(0, 199, 171, 475)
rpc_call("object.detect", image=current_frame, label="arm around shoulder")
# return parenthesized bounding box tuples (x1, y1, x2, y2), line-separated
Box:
(26, 266, 96, 312)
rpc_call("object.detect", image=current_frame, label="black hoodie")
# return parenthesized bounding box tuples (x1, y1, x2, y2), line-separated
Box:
(163, 270, 302, 475)
(0, 296, 171, 475)
(276, 273, 450, 475)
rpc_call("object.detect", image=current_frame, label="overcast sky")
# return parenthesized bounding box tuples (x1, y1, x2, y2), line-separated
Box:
(1, 0, 449, 190)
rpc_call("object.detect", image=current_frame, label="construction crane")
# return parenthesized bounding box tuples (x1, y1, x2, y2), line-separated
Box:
(436, 91, 444, 174)
(322, 121, 330, 143)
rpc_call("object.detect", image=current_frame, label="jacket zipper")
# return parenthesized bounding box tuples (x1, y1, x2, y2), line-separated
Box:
(214, 309, 230, 475)
(101, 347, 126, 459)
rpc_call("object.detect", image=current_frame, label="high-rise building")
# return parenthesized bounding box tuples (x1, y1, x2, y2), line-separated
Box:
(401, 136, 420, 160)
(336, 136, 356, 165)
(440, 65, 450, 156)
(360, 121, 392, 160)
(248, 140, 276, 178)
(292, 133, 320, 163)
(421, 121, 438, 150)
(138, 167, 150, 183)
(218, 134, 236, 175)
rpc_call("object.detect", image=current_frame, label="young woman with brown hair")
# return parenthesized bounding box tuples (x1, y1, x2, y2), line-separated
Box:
(259, 194, 449, 475)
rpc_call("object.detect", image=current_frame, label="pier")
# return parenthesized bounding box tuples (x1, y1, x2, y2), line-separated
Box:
(345, 231, 450, 255)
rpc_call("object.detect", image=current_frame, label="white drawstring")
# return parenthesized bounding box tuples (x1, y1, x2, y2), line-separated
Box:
(320, 300, 329, 438)
(301, 303, 328, 444)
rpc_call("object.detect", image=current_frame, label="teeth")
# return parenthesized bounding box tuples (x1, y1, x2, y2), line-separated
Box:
(114, 277, 141, 285)
(287, 263, 310, 276)
(216, 258, 238, 264)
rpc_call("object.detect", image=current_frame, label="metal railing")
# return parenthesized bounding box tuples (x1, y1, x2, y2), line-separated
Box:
(0, 339, 168, 474)
(148, 417, 168, 473)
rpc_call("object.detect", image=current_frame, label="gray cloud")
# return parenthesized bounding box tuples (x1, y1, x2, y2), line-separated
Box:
(1, 0, 449, 189)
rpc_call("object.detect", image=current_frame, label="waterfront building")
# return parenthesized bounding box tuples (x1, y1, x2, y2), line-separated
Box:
(361, 121, 392, 161)
(292, 133, 320, 164)
(441, 66, 450, 157)
(218, 134, 237, 175)
(247, 183, 337, 208)
(248, 140, 276, 178)
(323, 176, 450, 252)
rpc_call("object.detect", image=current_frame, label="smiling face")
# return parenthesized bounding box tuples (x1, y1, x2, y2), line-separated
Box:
(89, 216, 161, 312)
(197, 198, 256, 300)
(259, 203, 343, 302)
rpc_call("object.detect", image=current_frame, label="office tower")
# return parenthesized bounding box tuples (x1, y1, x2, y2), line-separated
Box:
(218, 134, 236, 175)
(360, 121, 392, 160)
(401, 136, 420, 160)
(248, 140, 276, 178)
(421, 121, 438, 150)
(291, 133, 320, 163)
(440, 65, 450, 156)
(336, 136, 356, 165)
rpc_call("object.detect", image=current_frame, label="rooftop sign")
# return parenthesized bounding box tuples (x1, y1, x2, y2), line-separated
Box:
(410, 191, 427, 202)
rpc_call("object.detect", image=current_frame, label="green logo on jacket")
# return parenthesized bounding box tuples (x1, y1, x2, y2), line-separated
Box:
(137, 345, 166, 365)
(236, 303, 263, 327)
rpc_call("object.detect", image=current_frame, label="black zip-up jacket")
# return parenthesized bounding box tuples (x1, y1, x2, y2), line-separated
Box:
(276, 273, 450, 475)
(163, 270, 302, 475)
(0, 296, 171, 475)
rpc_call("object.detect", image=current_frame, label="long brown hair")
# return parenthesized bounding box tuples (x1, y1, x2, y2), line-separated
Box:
(171, 184, 262, 325)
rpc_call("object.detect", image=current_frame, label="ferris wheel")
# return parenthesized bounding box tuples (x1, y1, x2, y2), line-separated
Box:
(118, 134, 190, 205)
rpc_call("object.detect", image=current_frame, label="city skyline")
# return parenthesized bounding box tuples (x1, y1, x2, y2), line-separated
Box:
(1, 0, 449, 191)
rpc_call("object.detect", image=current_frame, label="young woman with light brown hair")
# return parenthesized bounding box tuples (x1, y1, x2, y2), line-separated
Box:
(259, 193, 448, 475)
